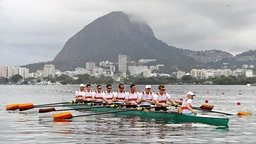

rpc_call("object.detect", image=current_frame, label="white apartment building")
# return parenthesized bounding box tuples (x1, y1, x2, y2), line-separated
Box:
(86, 62, 96, 71)
(128, 66, 148, 76)
(0, 65, 29, 78)
(43, 64, 55, 78)
(118, 54, 127, 76)
(143, 69, 152, 78)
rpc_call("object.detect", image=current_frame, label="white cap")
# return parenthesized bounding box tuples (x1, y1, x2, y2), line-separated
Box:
(80, 84, 85, 87)
(145, 85, 151, 89)
(187, 91, 195, 96)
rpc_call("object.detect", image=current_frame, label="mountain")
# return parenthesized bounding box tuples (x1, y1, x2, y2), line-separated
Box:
(50, 11, 201, 72)
(182, 49, 234, 63)
(24, 11, 256, 73)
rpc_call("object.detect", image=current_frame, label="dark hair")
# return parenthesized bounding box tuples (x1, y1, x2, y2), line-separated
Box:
(158, 84, 165, 90)
(118, 83, 124, 88)
(86, 84, 91, 87)
(96, 84, 101, 88)
(130, 84, 136, 88)
(106, 84, 112, 88)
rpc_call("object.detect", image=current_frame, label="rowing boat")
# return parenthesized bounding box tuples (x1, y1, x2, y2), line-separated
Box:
(67, 103, 229, 127)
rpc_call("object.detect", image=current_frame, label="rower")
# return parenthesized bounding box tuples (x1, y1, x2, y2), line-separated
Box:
(75, 84, 85, 103)
(103, 84, 115, 105)
(94, 84, 104, 103)
(154, 84, 177, 111)
(125, 84, 139, 107)
(84, 84, 95, 102)
(137, 85, 155, 107)
(113, 83, 126, 104)
(178, 91, 196, 114)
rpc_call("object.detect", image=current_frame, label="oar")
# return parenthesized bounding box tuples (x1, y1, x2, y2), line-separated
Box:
(195, 104, 252, 116)
(39, 104, 117, 113)
(53, 107, 145, 120)
(40, 103, 143, 113)
(6, 101, 74, 111)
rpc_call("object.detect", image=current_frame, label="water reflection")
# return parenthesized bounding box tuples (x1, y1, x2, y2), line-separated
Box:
(0, 85, 255, 143)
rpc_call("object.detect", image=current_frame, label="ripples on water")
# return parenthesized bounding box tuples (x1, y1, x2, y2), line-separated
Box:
(0, 85, 256, 143)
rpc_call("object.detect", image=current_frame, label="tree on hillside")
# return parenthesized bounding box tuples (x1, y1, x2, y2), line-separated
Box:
(11, 74, 23, 83)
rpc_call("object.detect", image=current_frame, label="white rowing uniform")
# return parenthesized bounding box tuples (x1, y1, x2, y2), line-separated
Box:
(139, 91, 154, 106)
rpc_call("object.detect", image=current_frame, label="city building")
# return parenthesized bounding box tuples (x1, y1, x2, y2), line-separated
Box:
(118, 54, 127, 77)
(43, 64, 55, 78)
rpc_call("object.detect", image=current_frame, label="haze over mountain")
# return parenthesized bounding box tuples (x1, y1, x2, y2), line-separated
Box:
(25, 11, 256, 73)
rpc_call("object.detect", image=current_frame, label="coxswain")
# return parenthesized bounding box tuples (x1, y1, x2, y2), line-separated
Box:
(178, 91, 196, 114)
(137, 85, 155, 107)
(75, 84, 85, 103)
(103, 84, 115, 105)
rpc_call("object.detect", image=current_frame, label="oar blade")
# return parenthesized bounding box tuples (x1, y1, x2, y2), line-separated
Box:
(200, 104, 214, 110)
(53, 112, 73, 120)
(39, 108, 56, 113)
(237, 111, 253, 117)
(19, 103, 35, 111)
(6, 104, 20, 110)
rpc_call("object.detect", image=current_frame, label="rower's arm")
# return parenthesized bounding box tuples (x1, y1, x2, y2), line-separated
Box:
(125, 98, 131, 105)
(103, 98, 109, 104)
(168, 98, 177, 106)
(154, 99, 164, 106)
(137, 98, 142, 104)
(186, 103, 196, 113)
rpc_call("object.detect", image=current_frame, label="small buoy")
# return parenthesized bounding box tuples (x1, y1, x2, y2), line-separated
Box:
(237, 102, 241, 105)
(205, 100, 209, 103)
(222, 92, 224, 94)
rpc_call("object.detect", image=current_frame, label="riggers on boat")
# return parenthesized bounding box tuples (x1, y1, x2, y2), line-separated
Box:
(67, 104, 229, 127)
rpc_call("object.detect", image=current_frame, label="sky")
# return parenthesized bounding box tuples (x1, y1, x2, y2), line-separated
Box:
(1, 0, 256, 66)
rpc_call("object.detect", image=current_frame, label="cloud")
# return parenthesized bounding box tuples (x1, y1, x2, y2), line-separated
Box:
(1, 0, 256, 66)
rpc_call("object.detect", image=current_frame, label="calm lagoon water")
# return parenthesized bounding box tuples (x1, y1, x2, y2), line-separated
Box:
(0, 85, 255, 143)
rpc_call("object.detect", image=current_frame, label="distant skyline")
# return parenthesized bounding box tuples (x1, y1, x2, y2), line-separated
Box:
(1, 0, 256, 66)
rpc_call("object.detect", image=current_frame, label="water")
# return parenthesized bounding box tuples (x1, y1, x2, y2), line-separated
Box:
(0, 85, 255, 143)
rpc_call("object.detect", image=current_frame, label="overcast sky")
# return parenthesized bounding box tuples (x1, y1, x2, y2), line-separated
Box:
(1, 0, 255, 66)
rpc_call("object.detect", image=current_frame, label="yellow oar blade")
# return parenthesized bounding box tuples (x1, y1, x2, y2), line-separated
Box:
(53, 112, 73, 120)
(6, 104, 20, 110)
(19, 103, 35, 111)
(237, 111, 253, 116)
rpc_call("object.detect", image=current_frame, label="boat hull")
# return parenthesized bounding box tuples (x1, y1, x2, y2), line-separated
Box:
(69, 104, 229, 127)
